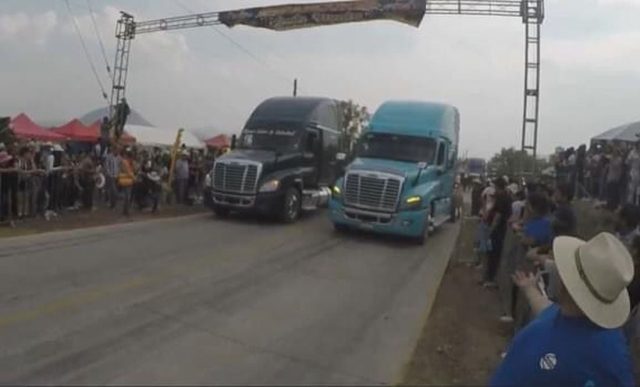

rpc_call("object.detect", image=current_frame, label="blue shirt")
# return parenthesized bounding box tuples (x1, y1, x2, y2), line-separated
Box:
(524, 216, 552, 246)
(491, 305, 635, 387)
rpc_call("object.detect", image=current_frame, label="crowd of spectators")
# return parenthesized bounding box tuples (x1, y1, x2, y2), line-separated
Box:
(554, 140, 640, 210)
(469, 169, 639, 385)
(0, 138, 218, 227)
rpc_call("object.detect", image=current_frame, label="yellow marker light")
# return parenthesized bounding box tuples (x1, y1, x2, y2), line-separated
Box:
(406, 196, 421, 204)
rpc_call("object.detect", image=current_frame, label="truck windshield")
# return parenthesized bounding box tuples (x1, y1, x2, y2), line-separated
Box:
(356, 133, 436, 164)
(238, 128, 301, 152)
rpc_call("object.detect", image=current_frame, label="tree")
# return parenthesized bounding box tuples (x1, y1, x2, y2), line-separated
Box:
(488, 147, 549, 178)
(338, 100, 370, 152)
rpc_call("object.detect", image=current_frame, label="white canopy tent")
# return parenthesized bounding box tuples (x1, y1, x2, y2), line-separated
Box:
(125, 125, 204, 148)
(591, 121, 640, 144)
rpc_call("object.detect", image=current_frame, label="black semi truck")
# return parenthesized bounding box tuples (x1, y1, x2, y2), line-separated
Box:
(204, 97, 346, 222)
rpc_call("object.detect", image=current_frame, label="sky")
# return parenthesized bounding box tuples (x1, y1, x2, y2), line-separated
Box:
(1, 0, 639, 158)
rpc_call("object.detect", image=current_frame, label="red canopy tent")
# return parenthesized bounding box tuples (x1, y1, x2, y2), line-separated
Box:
(10, 113, 64, 141)
(86, 121, 136, 144)
(53, 119, 98, 142)
(205, 134, 230, 149)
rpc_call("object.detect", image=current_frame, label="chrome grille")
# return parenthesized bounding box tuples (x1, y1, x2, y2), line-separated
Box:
(213, 161, 260, 194)
(344, 172, 403, 212)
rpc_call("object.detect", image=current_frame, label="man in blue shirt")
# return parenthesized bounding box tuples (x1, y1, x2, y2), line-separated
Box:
(491, 233, 635, 386)
(521, 192, 552, 248)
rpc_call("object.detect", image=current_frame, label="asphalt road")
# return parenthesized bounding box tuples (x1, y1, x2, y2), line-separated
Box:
(0, 211, 460, 385)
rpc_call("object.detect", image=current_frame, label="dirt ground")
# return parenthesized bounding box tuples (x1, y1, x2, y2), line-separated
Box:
(0, 204, 206, 239)
(401, 215, 511, 385)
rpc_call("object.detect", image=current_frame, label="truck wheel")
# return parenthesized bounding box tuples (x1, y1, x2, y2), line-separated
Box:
(281, 187, 301, 223)
(333, 223, 349, 233)
(449, 197, 458, 223)
(213, 206, 230, 218)
(412, 211, 430, 245)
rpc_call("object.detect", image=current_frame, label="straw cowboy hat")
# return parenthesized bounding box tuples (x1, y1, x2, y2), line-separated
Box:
(554, 232, 634, 329)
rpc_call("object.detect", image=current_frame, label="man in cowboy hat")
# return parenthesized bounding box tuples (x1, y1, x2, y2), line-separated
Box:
(491, 232, 635, 386)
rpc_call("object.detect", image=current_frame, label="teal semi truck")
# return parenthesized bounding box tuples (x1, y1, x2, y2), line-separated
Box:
(329, 101, 460, 244)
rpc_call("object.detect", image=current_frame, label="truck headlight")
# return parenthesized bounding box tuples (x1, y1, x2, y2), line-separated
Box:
(405, 196, 422, 208)
(332, 185, 342, 196)
(259, 179, 280, 193)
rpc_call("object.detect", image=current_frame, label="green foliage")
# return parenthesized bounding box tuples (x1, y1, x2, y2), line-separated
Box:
(487, 147, 549, 178)
(338, 100, 370, 152)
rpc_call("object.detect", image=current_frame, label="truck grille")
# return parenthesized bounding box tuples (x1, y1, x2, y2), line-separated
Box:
(344, 172, 403, 212)
(213, 161, 260, 194)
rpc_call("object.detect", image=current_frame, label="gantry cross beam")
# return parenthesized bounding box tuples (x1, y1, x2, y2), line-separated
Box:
(110, 0, 544, 162)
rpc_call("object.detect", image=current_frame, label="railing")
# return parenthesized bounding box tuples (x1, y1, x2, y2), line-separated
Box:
(0, 166, 209, 225)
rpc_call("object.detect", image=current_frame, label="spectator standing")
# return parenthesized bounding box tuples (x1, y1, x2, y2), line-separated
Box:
(491, 233, 635, 386)
(575, 145, 586, 198)
(470, 179, 483, 217)
(114, 98, 130, 140)
(0, 147, 18, 227)
(16, 146, 35, 218)
(483, 178, 511, 288)
(551, 182, 577, 238)
(118, 148, 135, 216)
(104, 147, 121, 209)
(78, 153, 95, 210)
(99, 117, 110, 157)
(175, 151, 190, 205)
(605, 148, 624, 211)
(614, 204, 640, 249)
(626, 141, 640, 206)
(509, 190, 526, 225)
(520, 192, 552, 248)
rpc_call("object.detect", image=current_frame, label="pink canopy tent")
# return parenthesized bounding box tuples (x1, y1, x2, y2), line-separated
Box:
(205, 134, 230, 149)
(10, 113, 64, 141)
(53, 119, 98, 142)
(87, 120, 136, 144)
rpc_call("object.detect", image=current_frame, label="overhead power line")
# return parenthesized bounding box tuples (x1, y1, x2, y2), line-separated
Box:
(86, 0, 113, 81)
(172, 0, 292, 85)
(63, 0, 109, 101)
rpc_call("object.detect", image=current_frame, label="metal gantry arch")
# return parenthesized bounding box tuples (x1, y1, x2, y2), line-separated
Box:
(110, 0, 544, 160)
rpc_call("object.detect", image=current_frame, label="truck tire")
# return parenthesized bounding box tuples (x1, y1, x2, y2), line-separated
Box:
(213, 206, 230, 218)
(281, 187, 301, 223)
(449, 197, 458, 223)
(333, 223, 349, 233)
(412, 209, 430, 245)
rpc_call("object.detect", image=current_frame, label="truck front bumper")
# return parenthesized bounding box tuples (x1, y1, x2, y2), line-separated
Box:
(328, 198, 428, 238)
(205, 187, 284, 215)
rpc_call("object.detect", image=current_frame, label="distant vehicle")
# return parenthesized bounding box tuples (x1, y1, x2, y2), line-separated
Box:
(204, 97, 347, 223)
(329, 100, 460, 244)
(466, 158, 486, 180)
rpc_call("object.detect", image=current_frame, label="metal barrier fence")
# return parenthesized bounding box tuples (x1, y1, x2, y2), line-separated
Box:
(0, 168, 207, 224)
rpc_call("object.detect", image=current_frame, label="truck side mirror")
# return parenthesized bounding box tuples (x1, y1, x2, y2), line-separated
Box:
(231, 134, 237, 150)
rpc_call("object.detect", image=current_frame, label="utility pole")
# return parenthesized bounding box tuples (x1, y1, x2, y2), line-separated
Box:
(293, 78, 298, 97)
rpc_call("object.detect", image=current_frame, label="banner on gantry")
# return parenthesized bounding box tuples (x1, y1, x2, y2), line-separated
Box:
(218, 0, 427, 31)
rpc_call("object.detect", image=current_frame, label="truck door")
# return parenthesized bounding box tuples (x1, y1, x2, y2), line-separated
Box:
(320, 129, 339, 186)
(302, 128, 321, 187)
(435, 140, 447, 199)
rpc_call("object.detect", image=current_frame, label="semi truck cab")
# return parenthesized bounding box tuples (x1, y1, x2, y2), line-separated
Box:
(204, 97, 344, 222)
(329, 100, 460, 244)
